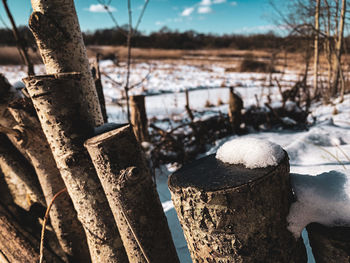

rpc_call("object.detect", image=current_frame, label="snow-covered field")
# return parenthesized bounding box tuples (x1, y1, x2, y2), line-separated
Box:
(2, 60, 350, 263)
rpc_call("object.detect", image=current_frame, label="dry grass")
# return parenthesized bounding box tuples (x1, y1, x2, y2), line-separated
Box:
(0, 45, 348, 77)
(0, 46, 42, 65)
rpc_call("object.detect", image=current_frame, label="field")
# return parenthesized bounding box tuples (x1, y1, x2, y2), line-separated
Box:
(2, 46, 350, 262)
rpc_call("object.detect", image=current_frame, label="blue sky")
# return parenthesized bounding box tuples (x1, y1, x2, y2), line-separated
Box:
(0, 0, 281, 35)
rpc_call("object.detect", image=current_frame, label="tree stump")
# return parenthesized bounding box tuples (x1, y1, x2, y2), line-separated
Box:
(24, 73, 128, 263)
(228, 87, 243, 133)
(168, 153, 307, 263)
(85, 124, 179, 263)
(130, 95, 149, 142)
(307, 223, 350, 262)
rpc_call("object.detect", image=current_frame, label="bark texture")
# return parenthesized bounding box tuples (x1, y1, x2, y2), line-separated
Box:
(29, 0, 103, 127)
(307, 223, 350, 263)
(24, 73, 128, 263)
(0, 201, 63, 263)
(130, 95, 149, 142)
(0, 74, 46, 208)
(168, 153, 306, 263)
(8, 98, 91, 263)
(85, 124, 179, 263)
(0, 134, 44, 210)
(228, 87, 243, 133)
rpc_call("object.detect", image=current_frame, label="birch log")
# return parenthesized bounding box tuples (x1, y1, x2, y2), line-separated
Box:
(29, 0, 103, 127)
(85, 124, 179, 263)
(168, 153, 307, 262)
(0, 134, 44, 210)
(24, 73, 128, 263)
(0, 201, 63, 263)
(8, 98, 91, 263)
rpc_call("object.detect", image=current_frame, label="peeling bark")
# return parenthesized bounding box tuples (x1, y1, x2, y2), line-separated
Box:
(24, 73, 128, 263)
(85, 124, 179, 263)
(29, 0, 103, 127)
(168, 154, 306, 262)
(307, 223, 350, 262)
(8, 98, 91, 263)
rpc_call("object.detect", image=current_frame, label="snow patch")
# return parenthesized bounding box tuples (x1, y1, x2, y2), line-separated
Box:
(287, 171, 350, 238)
(216, 138, 285, 169)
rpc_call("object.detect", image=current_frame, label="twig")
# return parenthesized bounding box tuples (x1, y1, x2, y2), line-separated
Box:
(101, 71, 123, 86)
(316, 145, 346, 169)
(129, 66, 152, 90)
(118, 193, 151, 263)
(335, 144, 350, 163)
(2, 0, 34, 75)
(134, 0, 150, 32)
(39, 188, 67, 263)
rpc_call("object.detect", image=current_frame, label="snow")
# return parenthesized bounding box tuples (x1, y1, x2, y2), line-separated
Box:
(216, 137, 285, 168)
(287, 171, 350, 238)
(4, 61, 350, 263)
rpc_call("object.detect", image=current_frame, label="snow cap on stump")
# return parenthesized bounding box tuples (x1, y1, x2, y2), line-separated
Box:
(216, 137, 285, 169)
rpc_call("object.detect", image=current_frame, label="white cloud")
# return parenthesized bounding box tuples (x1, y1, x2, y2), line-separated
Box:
(155, 21, 165, 26)
(198, 6, 213, 14)
(200, 0, 212, 6)
(86, 4, 117, 13)
(213, 0, 226, 3)
(230, 1, 237, 6)
(181, 7, 195, 16)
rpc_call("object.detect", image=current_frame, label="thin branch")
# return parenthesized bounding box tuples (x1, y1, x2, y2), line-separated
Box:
(101, 71, 123, 86)
(129, 65, 152, 90)
(39, 188, 67, 263)
(2, 0, 34, 75)
(135, 0, 150, 32)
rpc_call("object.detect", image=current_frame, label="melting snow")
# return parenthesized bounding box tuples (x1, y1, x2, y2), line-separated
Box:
(288, 171, 350, 238)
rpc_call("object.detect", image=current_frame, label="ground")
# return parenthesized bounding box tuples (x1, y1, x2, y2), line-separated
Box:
(2, 48, 350, 262)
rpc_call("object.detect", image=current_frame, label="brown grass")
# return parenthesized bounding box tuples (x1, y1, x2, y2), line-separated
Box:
(0, 46, 42, 65)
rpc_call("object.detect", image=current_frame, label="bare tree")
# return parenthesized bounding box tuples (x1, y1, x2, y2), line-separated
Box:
(331, 0, 346, 97)
(97, 0, 150, 122)
(313, 0, 321, 96)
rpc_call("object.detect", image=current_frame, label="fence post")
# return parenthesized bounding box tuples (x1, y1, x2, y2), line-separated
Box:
(130, 95, 149, 142)
(168, 153, 306, 262)
(307, 223, 350, 262)
(228, 87, 243, 133)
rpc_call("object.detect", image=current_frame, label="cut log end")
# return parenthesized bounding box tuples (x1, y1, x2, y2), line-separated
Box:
(169, 152, 287, 192)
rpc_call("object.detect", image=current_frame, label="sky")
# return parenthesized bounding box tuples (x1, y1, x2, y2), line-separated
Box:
(0, 0, 283, 35)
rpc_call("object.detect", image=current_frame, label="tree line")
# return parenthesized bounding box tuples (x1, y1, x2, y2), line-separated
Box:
(2, 25, 350, 52)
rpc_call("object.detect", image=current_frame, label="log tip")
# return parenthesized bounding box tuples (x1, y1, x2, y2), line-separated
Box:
(168, 152, 289, 192)
(84, 123, 130, 147)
